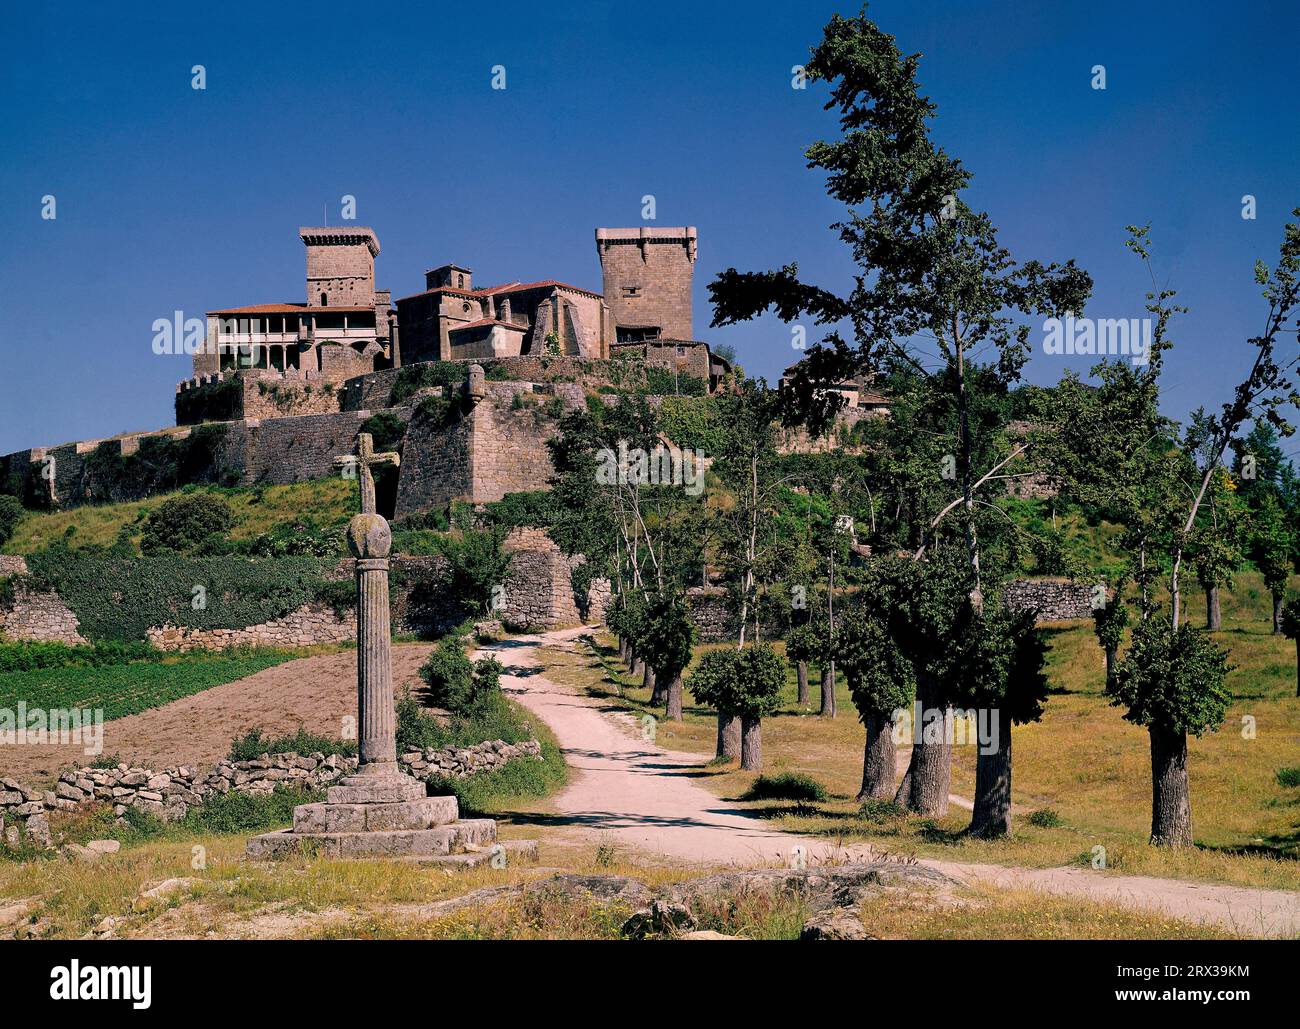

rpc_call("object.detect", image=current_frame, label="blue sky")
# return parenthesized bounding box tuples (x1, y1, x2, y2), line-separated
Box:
(2, 0, 1298, 456)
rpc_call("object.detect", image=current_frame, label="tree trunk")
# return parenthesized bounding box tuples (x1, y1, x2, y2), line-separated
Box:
(1273, 593, 1284, 635)
(1206, 586, 1221, 631)
(968, 708, 1012, 838)
(1104, 645, 1116, 686)
(819, 663, 836, 718)
(716, 712, 741, 761)
(619, 637, 630, 664)
(1149, 724, 1192, 847)
(740, 715, 762, 771)
(1295, 638, 1300, 698)
(646, 664, 664, 705)
(664, 672, 682, 721)
(857, 709, 896, 801)
(894, 674, 951, 816)
(631, 653, 643, 677)
(796, 661, 810, 707)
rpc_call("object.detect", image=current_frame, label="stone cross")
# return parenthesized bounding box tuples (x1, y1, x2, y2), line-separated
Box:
(334, 432, 400, 516)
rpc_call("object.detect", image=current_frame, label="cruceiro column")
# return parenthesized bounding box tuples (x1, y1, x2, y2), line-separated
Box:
(349, 512, 398, 778)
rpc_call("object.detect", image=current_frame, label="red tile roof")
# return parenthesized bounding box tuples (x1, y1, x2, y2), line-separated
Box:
(207, 303, 381, 316)
(396, 279, 602, 304)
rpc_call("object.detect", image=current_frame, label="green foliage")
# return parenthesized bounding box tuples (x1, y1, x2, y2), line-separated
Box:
(0, 639, 155, 672)
(1028, 808, 1064, 828)
(947, 606, 1050, 725)
(1281, 596, 1300, 640)
(643, 366, 708, 397)
(80, 425, 233, 503)
(481, 491, 560, 529)
(835, 601, 916, 718)
(183, 785, 324, 835)
(139, 492, 235, 555)
(782, 621, 826, 666)
(389, 362, 465, 405)
(1092, 583, 1131, 654)
(227, 726, 356, 761)
(0, 495, 23, 546)
(418, 633, 503, 716)
(0, 648, 295, 722)
(741, 772, 828, 802)
(26, 544, 335, 641)
(658, 396, 727, 452)
(689, 643, 785, 719)
(1276, 767, 1300, 788)
(357, 411, 407, 455)
(637, 591, 696, 680)
(1107, 617, 1232, 736)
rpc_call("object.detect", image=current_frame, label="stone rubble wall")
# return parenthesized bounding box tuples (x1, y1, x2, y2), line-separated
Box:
(146, 602, 357, 653)
(1002, 578, 1094, 621)
(0, 740, 541, 850)
(0, 580, 86, 645)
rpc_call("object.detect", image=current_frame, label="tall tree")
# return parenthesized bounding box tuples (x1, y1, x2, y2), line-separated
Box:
(708, 10, 1089, 815)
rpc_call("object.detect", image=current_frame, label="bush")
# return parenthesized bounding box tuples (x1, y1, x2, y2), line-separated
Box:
(418, 635, 503, 716)
(227, 726, 356, 761)
(389, 362, 466, 405)
(140, 493, 235, 555)
(0, 495, 23, 546)
(183, 785, 323, 834)
(741, 772, 828, 802)
(358, 411, 407, 455)
(1276, 767, 1300, 788)
(1028, 808, 1064, 828)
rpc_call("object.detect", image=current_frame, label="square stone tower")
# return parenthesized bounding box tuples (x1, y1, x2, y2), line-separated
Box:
(300, 227, 380, 307)
(595, 226, 697, 341)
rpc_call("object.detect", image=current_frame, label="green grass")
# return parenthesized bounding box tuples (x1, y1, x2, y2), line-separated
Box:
(2, 480, 357, 556)
(0, 647, 301, 722)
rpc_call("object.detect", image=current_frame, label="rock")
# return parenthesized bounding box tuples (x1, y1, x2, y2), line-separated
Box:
(86, 839, 121, 855)
(0, 791, 23, 806)
(120, 771, 148, 787)
(62, 843, 101, 863)
(679, 930, 742, 940)
(23, 813, 51, 848)
(621, 900, 698, 939)
(146, 774, 171, 790)
(134, 877, 200, 910)
(0, 899, 37, 928)
(800, 908, 872, 941)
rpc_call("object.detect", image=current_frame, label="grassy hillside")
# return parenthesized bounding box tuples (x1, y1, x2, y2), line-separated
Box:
(2, 480, 357, 556)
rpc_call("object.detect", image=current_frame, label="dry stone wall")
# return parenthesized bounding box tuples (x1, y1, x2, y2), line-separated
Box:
(1003, 578, 1094, 621)
(0, 741, 541, 850)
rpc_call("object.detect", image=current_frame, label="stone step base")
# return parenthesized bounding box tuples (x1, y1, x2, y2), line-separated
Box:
(326, 777, 426, 805)
(245, 819, 496, 861)
(293, 796, 458, 834)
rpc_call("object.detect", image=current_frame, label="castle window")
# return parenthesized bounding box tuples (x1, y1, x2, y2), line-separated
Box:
(622, 286, 641, 298)
(321, 293, 328, 306)
(457, 274, 464, 289)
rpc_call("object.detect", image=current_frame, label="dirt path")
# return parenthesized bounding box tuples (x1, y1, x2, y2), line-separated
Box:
(495, 627, 1300, 938)
(0, 646, 435, 784)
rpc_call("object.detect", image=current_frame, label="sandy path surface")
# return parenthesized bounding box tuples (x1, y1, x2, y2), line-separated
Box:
(0, 646, 435, 784)
(497, 627, 1300, 938)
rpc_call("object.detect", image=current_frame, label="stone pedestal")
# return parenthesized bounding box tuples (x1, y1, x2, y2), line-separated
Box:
(245, 510, 533, 866)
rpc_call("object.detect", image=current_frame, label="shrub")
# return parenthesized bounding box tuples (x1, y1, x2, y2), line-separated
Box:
(0, 495, 23, 546)
(227, 726, 356, 761)
(183, 785, 323, 834)
(389, 362, 466, 405)
(419, 635, 503, 716)
(0, 639, 156, 672)
(1276, 767, 1300, 788)
(358, 411, 407, 455)
(140, 493, 235, 555)
(741, 772, 828, 802)
(1028, 808, 1064, 828)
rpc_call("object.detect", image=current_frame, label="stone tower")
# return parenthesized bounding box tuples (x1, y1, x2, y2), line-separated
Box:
(300, 227, 380, 307)
(595, 226, 697, 341)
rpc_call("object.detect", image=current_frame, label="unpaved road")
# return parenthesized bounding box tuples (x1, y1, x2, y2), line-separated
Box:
(495, 627, 1300, 938)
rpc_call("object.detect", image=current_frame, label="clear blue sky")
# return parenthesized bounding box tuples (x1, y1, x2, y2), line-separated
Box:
(2, 1, 1298, 456)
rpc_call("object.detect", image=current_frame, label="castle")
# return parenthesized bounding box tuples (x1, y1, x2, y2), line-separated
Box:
(0, 223, 744, 518)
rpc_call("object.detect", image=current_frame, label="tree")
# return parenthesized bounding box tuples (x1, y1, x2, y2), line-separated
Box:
(687, 649, 744, 762)
(1091, 579, 1131, 685)
(637, 592, 695, 721)
(947, 605, 1049, 837)
(784, 621, 821, 708)
(1281, 597, 1300, 697)
(735, 644, 787, 770)
(1107, 617, 1232, 846)
(708, 10, 1089, 812)
(1250, 491, 1293, 633)
(836, 601, 915, 800)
